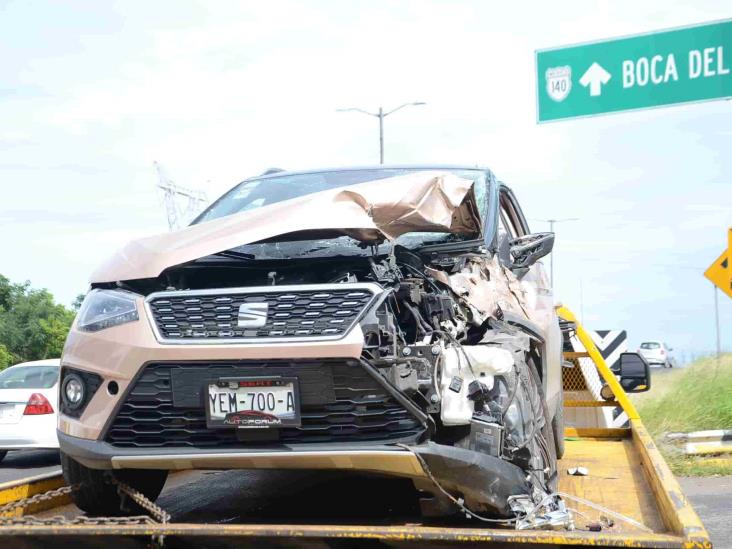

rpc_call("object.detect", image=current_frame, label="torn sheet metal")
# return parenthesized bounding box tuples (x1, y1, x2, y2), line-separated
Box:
(427, 255, 532, 326)
(91, 171, 480, 283)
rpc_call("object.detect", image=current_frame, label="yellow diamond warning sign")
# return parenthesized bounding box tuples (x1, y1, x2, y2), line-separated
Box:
(704, 228, 732, 299)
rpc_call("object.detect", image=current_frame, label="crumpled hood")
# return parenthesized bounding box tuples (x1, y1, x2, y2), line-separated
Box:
(90, 171, 481, 283)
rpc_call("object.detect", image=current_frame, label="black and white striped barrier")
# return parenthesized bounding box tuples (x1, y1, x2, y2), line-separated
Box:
(666, 430, 732, 456)
(570, 329, 629, 428)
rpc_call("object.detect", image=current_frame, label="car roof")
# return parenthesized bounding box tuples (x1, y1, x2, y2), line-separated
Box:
(244, 164, 493, 182)
(8, 358, 61, 369)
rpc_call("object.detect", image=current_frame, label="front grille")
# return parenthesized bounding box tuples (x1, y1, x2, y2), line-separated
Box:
(105, 360, 424, 448)
(146, 284, 378, 342)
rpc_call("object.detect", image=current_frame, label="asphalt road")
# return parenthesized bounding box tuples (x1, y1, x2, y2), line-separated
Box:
(678, 476, 732, 549)
(0, 449, 60, 484)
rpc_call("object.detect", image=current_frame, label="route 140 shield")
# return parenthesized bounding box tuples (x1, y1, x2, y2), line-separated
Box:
(545, 66, 572, 102)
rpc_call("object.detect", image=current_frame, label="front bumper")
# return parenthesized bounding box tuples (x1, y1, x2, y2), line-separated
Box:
(58, 430, 427, 475)
(58, 432, 529, 516)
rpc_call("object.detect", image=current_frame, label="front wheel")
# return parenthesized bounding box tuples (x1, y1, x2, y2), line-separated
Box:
(61, 452, 168, 516)
(503, 355, 558, 494)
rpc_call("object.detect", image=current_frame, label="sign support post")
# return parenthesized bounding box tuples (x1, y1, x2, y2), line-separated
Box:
(714, 285, 721, 365)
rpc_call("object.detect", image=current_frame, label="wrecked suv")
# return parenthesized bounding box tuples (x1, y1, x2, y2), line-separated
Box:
(59, 166, 565, 521)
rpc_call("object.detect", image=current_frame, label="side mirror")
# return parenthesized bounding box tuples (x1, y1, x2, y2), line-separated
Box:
(509, 232, 554, 274)
(612, 352, 651, 393)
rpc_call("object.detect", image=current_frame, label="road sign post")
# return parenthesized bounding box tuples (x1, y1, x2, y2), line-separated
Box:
(536, 19, 732, 122)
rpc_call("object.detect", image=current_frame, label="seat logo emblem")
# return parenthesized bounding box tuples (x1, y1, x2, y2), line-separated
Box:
(237, 303, 269, 328)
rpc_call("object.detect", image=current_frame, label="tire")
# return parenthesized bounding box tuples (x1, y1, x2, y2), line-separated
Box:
(551, 390, 566, 459)
(508, 356, 558, 494)
(61, 452, 168, 516)
(0, 450, 6, 464)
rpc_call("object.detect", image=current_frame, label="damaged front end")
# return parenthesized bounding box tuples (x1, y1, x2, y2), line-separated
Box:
(78, 169, 568, 526)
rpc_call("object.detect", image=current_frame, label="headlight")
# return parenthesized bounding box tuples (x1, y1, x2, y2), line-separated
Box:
(77, 289, 139, 332)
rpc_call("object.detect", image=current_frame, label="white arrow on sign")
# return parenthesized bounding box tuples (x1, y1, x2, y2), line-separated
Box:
(579, 62, 612, 97)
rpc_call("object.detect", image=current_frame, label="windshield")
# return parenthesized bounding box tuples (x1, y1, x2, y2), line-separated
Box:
(193, 168, 488, 254)
(195, 168, 487, 224)
(0, 366, 59, 389)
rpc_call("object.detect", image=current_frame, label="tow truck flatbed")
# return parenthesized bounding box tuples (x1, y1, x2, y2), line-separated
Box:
(0, 308, 711, 548)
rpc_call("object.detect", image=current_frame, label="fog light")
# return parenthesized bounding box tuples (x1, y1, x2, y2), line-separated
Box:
(63, 374, 85, 409)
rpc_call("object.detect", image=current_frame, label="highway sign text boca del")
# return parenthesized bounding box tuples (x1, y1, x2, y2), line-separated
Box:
(536, 19, 732, 122)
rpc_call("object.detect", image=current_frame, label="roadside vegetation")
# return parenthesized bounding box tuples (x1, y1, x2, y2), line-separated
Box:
(634, 354, 732, 476)
(0, 273, 81, 370)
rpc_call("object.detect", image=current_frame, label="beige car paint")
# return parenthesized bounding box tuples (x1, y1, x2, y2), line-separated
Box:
(90, 171, 480, 284)
(427, 255, 532, 325)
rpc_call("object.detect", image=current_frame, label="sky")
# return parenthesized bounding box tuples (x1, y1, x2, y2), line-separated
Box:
(0, 0, 730, 359)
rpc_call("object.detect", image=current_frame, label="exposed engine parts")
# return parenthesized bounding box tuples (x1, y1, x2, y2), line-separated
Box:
(343, 247, 560, 521)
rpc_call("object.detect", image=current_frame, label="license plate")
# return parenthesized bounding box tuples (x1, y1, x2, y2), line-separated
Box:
(205, 377, 301, 429)
(0, 403, 17, 422)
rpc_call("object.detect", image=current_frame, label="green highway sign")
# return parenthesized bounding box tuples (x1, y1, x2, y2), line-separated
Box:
(536, 19, 732, 122)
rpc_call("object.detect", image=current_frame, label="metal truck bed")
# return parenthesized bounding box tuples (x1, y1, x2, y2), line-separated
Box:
(0, 308, 712, 547)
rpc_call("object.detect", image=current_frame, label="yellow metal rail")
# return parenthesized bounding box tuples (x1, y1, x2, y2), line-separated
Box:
(558, 306, 710, 549)
(558, 305, 640, 419)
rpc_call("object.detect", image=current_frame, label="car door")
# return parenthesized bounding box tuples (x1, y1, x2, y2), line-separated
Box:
(497, 186, 563, 417)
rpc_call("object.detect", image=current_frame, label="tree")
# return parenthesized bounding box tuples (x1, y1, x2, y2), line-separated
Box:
(0, 273, 76, 368)
(72, 293, 86, 311)
(0, 344, 12, 370)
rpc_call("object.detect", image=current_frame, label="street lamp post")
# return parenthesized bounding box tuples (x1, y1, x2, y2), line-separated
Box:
(337, 102, 425, 164)
(534, 217, 579, 286)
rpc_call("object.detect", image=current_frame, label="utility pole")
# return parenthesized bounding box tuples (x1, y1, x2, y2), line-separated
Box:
(337, 102, 425, 164)
(378, 107, 384, 164)
(534, 217, 579, 286)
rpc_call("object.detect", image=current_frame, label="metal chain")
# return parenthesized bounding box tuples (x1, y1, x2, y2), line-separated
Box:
(112, 478, 171, 524)
(0, 484, 79, 515)
(0, 477, 170, 527)
(0, 515, 156, 526)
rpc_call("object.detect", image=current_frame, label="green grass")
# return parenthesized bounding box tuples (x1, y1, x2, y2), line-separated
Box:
(633, 354, 732, 476)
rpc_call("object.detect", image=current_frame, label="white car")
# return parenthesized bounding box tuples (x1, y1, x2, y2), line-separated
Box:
(638, 341, 675, 368)
(0, 359, 60, 463)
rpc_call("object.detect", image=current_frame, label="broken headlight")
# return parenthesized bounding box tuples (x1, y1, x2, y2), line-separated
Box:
(76, 289, 139, 332)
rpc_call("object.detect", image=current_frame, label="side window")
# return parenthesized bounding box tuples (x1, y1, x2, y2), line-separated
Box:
(498, 208, 516, 241)
(499, 191, 523, 240)
(496, 187, 530, 267)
